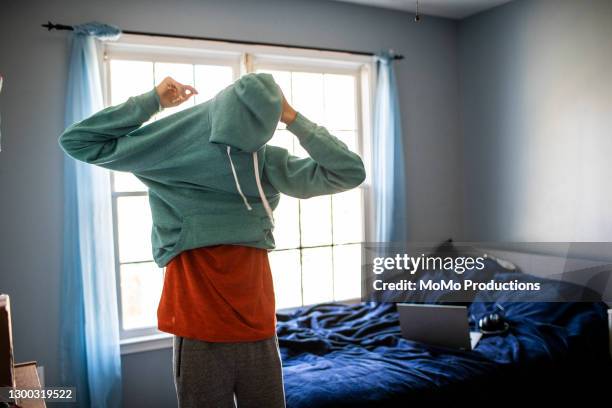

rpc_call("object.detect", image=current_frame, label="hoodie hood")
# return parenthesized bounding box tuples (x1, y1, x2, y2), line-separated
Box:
(209, 72, 282, 152)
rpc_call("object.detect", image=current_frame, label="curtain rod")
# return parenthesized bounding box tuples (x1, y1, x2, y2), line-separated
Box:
(42, 21, 404, 60)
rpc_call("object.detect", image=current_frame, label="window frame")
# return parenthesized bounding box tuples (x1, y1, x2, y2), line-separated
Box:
(102, 34, 375, 353)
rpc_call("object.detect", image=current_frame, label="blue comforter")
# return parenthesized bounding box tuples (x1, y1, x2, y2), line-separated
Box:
(277, 272, 610, 407)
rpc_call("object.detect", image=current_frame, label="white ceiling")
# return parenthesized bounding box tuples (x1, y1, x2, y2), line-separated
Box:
(330, 0, 513, 19)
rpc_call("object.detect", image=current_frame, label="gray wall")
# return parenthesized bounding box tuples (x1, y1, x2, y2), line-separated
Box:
(458, 0, 612, 243)
(0, 0, 461, 405)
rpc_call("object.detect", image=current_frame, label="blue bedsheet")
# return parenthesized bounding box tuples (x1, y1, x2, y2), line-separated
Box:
(277, 272, 610, 407)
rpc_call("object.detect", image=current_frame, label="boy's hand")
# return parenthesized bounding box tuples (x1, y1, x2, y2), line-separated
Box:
(279, 88, 297, 125)
(156, 77, 198, 108)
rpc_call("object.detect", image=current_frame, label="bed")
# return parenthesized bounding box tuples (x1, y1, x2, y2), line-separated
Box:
(277, 255, 611, 407)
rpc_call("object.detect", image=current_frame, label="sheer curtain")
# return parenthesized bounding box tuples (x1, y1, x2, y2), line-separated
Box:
(373, 51, 408, 243)
(59, 22, 123, 408)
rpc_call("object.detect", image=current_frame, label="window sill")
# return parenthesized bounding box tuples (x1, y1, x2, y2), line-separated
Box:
(119, 300, 363, 355)
(120, 332, 173, 355)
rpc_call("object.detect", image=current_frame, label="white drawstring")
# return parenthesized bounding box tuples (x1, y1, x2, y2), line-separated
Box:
(252, 151, 275, 226)
(226, 147, 275, 226)
(226, 146, 252, 211)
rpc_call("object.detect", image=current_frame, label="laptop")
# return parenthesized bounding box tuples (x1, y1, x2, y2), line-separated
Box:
(397, 303, 482, 351)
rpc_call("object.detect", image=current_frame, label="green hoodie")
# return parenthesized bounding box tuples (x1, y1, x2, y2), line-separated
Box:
(59, 73, 366, 267)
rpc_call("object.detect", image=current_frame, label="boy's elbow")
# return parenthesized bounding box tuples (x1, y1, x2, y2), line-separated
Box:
(333, 163, 366, 192)
(356, 161, 366, 186)
(58, 127, 92, 163)
(346, 159, 366, 189)
(58, 129, 74, 156)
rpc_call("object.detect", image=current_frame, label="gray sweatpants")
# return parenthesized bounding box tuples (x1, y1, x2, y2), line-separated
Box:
(172, 335, 286, 408)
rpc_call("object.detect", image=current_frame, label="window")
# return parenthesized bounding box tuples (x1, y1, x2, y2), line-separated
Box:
(258, 68, 365, 308)
(104, 35, 373, 341)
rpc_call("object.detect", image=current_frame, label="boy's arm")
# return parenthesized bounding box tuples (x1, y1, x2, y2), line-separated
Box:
(58, 88, 163, 172)
(58, 78, 197, 173)
(264, 112, 366, 199)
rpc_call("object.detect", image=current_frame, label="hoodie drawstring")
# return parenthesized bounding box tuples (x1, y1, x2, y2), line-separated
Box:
(252, 151, 275, 225)
(227, 146, 252, 211)
(226, 146, 275, 226)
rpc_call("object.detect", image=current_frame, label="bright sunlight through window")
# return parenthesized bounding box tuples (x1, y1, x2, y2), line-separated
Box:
(106, 43, 369, 339)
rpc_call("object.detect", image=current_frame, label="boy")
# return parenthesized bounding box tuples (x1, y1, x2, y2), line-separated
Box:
(59, 73, 366, 407)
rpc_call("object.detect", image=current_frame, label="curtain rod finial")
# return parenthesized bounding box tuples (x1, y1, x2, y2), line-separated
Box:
(388, 49, 404, 60)
(41, 22, 74, 32)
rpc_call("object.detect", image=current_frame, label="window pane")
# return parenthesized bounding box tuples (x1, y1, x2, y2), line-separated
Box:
(109, 60, 154, 106)
(324, 74, 356, 130)
(273, 195, 300, 250)
(154, 62, 194, 87)
(154, 62, 196, 119)
(112, 171, 147, 193)
(300, 195, 332, 247)
(292, 140, 309, 158)
(301, 247, 333, 305)
(116, 195, 153, 263)
(194, 65, 234, 104)
(120, 262, 164, 330)
(292, 72, 325, 124)
(269, 249, 302, 309)
(333, 244, 362, 301)
(332, 189, 363, 245)
(268, 129, 294, 153)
